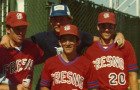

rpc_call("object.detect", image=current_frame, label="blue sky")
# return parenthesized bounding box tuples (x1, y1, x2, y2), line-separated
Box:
(89, 0, 137, 16)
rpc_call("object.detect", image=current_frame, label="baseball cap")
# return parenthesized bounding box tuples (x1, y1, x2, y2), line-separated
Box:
(50, 4, 72, 18)
(6, 11, 28, 27)
(59, 24, 79, 38)
(98, 11, 116, 24)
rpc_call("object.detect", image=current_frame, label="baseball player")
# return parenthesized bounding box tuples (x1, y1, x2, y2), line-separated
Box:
(40, 24, 99, 90)
(0, 11, 44, 90)
(0, 4, 125, 90)
(85, 11, 138, 90)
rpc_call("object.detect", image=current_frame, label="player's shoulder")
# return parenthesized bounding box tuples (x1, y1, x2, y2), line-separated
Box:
(118, 40, 134, 52)
(23, 39, 41, 49)
(35, 31, 47, 36)
(0, 45, 4, 48)
(45, 55, 58, 63)
(31, 31, 48, 40)
(92, 41, 98, 45)
(0, 45, 7, 50)
(23, 39, 36, 46)
(123, 40, 133, 47)
(78, 55, 91, 64)
(124, 40, 131, 44)
(36, 31, 54, 36)
(88, 41, 98, 48)
(75, 55, 93, 70)
(0, 45, 7, 55)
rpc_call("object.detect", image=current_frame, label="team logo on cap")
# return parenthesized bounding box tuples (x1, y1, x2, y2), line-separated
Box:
(54, 5, 65, 11)
(103, 13, 109, 19)
(64, 25, 70, 31)
(16, 13, 23, 20)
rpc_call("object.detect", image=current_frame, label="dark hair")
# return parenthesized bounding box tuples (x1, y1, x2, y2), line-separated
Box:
(59, 35, 79, 42)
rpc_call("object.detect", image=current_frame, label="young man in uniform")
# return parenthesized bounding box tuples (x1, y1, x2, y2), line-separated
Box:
(40, 24, 98, 90)
(85, 11, 138, 90)
(0, 4, 125, 89)
(0, 11, 44, 90)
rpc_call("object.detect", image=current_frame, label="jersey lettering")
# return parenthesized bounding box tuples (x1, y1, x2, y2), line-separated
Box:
(92, 56, 124, 70)
(51, 71, 84, 89)
(3, 59, 33, 74)
(109, 72, 126, 85)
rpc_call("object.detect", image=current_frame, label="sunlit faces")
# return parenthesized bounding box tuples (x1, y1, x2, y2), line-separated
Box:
(59, 35, 79, 54)
(98, 23, 116, 40)
(7, 26, 27, 44)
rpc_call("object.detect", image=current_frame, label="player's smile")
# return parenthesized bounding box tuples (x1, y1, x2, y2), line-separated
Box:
(60, 35, 78, 54)
(102, 32, 112, 39)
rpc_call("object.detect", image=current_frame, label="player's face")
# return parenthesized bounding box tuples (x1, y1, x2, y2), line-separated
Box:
(59, 35, 79, 55)
(7, 26, 27, 45)
(50, 16, 72, 34)
(98, 23, 116, 40)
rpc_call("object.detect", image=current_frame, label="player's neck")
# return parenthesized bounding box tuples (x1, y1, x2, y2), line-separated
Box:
(14, 41, 22, 47)
(100, 38, 114, 46)
(61, 52, 78, 62)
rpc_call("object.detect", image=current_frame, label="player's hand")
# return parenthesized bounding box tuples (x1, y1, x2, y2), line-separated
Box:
(93, 36, 100, 42)
(0, 35, 15, 48)
(17, 84, 29, 90)
(114, 32, 125, 47)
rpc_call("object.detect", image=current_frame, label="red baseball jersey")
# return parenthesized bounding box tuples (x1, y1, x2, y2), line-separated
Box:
(85, 41, 138, 90)
(0, 40, 43, 86)
(40, 55, 98, 90)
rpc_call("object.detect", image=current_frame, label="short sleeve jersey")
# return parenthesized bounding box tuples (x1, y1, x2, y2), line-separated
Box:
(40, 55, 98, 90)
(85, 41, 138, 90)
(0, 40, 43, 86)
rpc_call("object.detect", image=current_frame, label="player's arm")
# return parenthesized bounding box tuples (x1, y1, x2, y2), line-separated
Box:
(129, 71, 138, 90)
(0, 84, 9, 90)
(0, 34, 15, 48)
(125, 41, 138, 90)
(0, 84, 29, 90)
(40, 60, 52, 90)
(40, 87, 50, 90)
(86, 61, 99, 90)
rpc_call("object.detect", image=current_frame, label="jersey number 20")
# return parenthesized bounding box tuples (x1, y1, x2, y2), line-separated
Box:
(109, 72, 126, 85)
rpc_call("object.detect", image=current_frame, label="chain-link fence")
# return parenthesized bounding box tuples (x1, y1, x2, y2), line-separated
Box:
(0, 0, 140, 89)
(61, 0, 140, 67)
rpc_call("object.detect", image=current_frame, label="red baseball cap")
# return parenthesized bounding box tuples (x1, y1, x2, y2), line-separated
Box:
(6, 11, 28, 27)
(59, 24, 79, 38)
(98, 11, 116, 24)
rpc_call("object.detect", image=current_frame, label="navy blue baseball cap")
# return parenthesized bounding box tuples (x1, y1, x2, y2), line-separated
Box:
(50, 4, 72, 18)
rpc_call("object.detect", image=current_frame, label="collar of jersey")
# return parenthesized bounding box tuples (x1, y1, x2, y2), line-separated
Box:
(14, 46, 22, 51)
